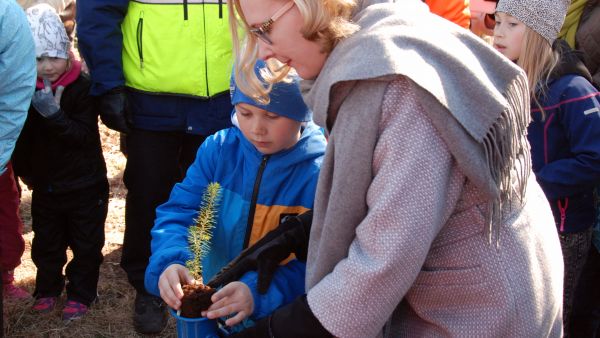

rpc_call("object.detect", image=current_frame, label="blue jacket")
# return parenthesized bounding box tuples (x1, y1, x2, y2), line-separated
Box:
(528, 41, 600, 233)
(76, 0, 232, 135)
(0, 1, 36, 174)
(144, 122, 325, 296)
(239, 259, 306, 321)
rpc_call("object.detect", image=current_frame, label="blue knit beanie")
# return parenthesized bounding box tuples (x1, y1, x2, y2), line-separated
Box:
(230, 60, 312, 122)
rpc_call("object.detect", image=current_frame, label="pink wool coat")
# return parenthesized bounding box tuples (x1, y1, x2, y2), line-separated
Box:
(302, 1, 564, 337)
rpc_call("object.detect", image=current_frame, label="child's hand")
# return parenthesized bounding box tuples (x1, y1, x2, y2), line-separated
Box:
(158, 264, 194, 310)
(32, 78, 63, 118)
(202, 282, 254, 326)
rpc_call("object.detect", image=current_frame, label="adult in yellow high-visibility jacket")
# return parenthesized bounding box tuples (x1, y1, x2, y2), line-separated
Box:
(76, 0, 233, 333)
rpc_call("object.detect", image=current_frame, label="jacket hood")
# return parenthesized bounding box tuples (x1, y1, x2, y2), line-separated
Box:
(550, 39, 593, 83)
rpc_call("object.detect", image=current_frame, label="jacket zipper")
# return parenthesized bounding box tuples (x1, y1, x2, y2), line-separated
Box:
(185, 0, 211, 94)
(543, 113, 555, 164)
(243, 155, 270, 248)
(201, 6, 210, 96)
(136, 3, 218, 94)
(557, 198, 568, 232)
(136, 11, 144, 69)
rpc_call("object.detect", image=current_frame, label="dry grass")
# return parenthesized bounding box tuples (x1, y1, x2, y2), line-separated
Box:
(3, 124, 177, 337)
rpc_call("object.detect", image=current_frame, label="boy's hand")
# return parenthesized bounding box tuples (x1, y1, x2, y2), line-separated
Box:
(158, 264, 194, 310)
(202, 282, 254, 327)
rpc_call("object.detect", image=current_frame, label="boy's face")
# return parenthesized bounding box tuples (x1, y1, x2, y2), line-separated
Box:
(37, 57, 68, 82)
(236, 103, 302, 155)
(492, 12, 526, 62)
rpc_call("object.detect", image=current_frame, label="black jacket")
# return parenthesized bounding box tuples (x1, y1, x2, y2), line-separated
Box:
(576, 0, 600, 88)
(12, 74, 107, 194)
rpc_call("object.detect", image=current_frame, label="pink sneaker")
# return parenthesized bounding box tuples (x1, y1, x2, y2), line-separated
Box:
(62, 300, 88, 322)
(3, 283, 31, 300)
(32, 297, 57, 313)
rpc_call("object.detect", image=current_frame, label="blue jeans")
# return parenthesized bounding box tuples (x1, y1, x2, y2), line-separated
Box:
(560, 227, 594, 337)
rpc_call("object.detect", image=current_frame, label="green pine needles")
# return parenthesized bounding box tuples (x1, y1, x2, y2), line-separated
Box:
(186, 182, 222, 281)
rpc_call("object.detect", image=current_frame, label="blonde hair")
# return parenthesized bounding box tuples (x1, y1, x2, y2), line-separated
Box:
(516, 26, 559, 119)
(228, 0, 359, 104)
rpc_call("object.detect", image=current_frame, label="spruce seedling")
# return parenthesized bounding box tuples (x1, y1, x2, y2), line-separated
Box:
(185, 182, 222, 281)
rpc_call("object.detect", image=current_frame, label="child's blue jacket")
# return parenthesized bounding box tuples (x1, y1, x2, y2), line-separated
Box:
(528, 41, 600, 233)
(239, 259, 306, 321)
(144, 122, 325, 298)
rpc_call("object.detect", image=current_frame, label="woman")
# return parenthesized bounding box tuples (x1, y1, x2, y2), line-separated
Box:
(207, 0, 564, 336)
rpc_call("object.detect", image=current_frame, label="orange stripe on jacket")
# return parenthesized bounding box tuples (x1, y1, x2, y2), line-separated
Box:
(249, 205, 310, 264)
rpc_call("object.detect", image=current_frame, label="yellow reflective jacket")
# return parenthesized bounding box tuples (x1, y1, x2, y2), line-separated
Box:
(121, 0, 232, 98)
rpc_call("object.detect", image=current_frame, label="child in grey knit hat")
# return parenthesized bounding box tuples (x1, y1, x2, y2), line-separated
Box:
(494, 0, 600, 336)
(495, 0, 569, 46)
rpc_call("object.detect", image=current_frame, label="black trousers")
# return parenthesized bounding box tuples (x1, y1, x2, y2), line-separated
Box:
(31, 181, 109, 306)
(570, 246, 600, 338)
(121, 129, 205, 293)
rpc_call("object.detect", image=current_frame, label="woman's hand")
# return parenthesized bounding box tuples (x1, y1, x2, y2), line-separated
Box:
(208, 211, 313, 293)
(158, 264, 193, 310)
(202, 282, 254, 326)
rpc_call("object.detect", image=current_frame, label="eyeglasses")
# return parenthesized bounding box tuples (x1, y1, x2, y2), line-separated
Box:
(249, 1, 295, 45)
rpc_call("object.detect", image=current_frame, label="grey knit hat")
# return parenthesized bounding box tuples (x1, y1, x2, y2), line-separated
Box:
(496, 0, 570, 45)
(26, 3, 70, 59)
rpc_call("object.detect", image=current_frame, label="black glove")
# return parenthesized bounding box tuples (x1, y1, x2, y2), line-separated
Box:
(207, 210, 313, 294)
(228, 295, 331, 338)
(99, 86, 132, 133)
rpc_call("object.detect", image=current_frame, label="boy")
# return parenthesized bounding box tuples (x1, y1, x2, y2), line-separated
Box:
(144, 60, 326, 327)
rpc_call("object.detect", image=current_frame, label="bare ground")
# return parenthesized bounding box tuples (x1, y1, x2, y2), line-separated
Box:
(3, 124, 177, 337)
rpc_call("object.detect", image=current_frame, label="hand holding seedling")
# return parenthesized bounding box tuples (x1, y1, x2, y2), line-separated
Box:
(158, 263, 194, 310)
(202, 281, 254, 326)
(177, 182, 222, 318)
